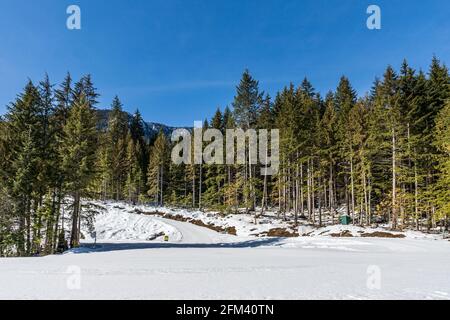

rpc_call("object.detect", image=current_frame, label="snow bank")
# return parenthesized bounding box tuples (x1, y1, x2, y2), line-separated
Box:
(82, 202, 182, 242)
(136, 205, 298, 237)
(303, 224, 444, 240)
(132, 204, 446, 241)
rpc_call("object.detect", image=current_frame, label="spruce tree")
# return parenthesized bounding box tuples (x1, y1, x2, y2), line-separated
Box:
(147, 130, 169, 206)
(433, 101, 450, 229)
(61, 94, 98, 248)
(107, 96, 129, 200)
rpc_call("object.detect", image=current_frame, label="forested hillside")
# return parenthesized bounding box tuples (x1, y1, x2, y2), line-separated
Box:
(0, 56, 449, 257)
(96, 109, 182, 142)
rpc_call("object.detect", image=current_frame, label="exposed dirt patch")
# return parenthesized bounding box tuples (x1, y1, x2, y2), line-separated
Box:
(361, 231, 405, 238)
(329, 230, 354, 238)
(139, 210, 237, 235)
(265, 228, 299, 237)
(225, 226, 237, 236)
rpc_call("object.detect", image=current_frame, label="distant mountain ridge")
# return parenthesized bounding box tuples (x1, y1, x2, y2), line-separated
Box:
(96, 109, 189, 141)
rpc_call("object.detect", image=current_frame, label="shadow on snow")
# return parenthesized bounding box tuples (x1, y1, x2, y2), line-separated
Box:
(68, 237, 285, 254)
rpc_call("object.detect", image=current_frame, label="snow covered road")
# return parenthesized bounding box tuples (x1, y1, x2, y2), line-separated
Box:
(0, 203, 449, 300)
(150, 216, 237, 244)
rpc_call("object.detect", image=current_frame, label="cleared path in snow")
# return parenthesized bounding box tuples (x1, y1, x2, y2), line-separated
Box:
(150, 216, 237, 244)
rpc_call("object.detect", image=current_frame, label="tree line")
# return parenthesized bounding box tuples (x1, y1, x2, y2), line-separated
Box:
(0, 56, 449, 256)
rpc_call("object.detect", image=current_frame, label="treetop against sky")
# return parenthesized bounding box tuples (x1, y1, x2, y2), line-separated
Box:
(0, 0, 449, 126)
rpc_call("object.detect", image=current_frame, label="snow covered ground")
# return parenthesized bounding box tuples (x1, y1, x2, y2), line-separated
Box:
(134, 204, 447, 240)
(85, 204, 182, 242)
(0, 202, 449, 300)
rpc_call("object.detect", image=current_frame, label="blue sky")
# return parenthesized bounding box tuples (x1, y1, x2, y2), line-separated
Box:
(0, 0, 449, 126)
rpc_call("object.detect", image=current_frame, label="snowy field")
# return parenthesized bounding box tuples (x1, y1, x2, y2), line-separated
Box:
(0, 202, 449, 300)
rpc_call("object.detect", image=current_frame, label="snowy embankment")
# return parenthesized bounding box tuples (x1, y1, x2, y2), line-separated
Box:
(133, 203, 446, 241)
(0, 201, 449, 300)
(83, 204, 182, 242)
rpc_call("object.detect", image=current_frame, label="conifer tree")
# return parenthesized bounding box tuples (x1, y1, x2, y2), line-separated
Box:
(204, 110, 226, 209)
(130, 110, 149, 194)
(232, 70, 263, 213)
(4, 81, 42, 254)
(108, 96, 129, 200)
(433, 101, 450, 229)
(147, 131, 169, 206)
(335, 76, 357, 219)
(61, 94, 98, 248)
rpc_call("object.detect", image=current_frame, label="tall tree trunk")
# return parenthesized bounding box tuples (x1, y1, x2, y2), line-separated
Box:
(160, 165, 164, 207)
(17, 200, 26, 256)
(392, 128, 397, 230)
(318, 176, 323, 227)
(363, 169, 369, 226)
(307, 160, 311, 221)
(52, 190, 62, 252)
(329, 163, 334, 223)
(260, 146, 269, 220)
(198, 163, 202, 210)
(192, 166, 196, 208)
(26, 198, 31, 255)
(294, 157, 299, 225)
(414, 164, 419, 231)
(44, 189, 57, 254)
(345, 174, 350, 217)
(300, 163, 305, 218)
(350, 154, 355, 225)
(70, 192, 80, 248)
(311, 159, 316, 224)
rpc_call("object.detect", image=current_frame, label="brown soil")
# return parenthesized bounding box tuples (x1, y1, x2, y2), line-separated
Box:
(361, 231, 406, 238)
(329, 230, 354, 237)
(265, 228, 299, 237)
(140, 210, 237, 235)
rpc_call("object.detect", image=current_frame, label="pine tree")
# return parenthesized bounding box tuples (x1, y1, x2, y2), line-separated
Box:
(73, 75, 99, 108)
(147, 131, 169, 206)
(130, 109, 149, 195)
(257, 94, 274, 214)
(232, 70, 263, 213)
(426, 56, 450, 128)
(50, 73, 74, 251)
(320, 92, 339, 222)
(433, 101, 450, 229)
(233, 69, 263, 129)
(203, 110, 226, 209)
(61, 94, 98, 248)
(108, 96, 129, 200)
(335, 76, 357, 219)
(4, 81, 42, 255)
